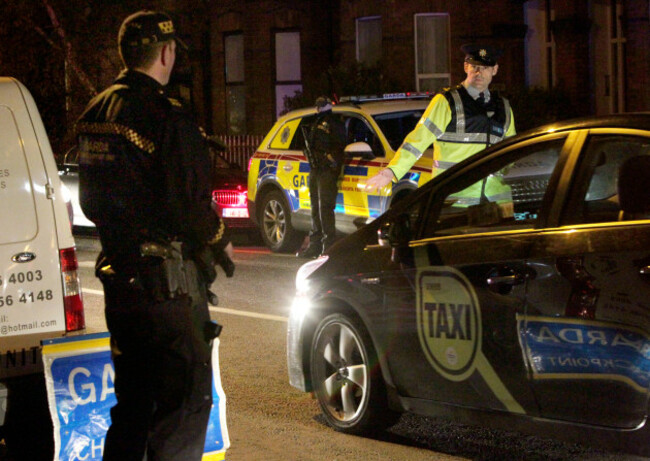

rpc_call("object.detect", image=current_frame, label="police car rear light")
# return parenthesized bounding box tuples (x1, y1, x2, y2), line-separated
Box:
(60, 247, 85, 332)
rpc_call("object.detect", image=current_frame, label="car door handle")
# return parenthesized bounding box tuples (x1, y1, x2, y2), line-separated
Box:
(487, 274, 524, 286)
(283, 164, 293, 172)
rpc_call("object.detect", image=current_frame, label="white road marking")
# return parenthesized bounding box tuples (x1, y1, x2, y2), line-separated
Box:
(82, 288, 288, 323)
(209, 307, 287, 323)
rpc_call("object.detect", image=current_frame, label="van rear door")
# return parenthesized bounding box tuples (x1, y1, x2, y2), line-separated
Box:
(0, 79, 69, 378)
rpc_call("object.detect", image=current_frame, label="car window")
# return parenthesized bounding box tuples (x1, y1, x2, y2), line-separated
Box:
(422, 138, 565, 238)
(287, 115, 317, 151)
(373, 110, 424, 151)
(344, 115, 384, 157)
(270, 117, 304, 150)
(563, 135, 650, 225)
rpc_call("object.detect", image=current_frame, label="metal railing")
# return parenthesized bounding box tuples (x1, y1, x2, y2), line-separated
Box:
(216, 134, 264, 172)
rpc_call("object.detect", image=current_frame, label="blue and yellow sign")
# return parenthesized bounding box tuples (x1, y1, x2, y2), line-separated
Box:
(42, 332, 229, 460)
(520, 316, 650, 393)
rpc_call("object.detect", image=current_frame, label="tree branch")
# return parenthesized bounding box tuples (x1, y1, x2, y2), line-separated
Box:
(41, 0, 97, 97)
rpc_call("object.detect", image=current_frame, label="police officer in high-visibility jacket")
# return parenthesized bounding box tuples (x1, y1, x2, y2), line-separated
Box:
(365, 44, 516, 194)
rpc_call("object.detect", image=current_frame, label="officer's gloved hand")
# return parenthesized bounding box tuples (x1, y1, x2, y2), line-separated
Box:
(195, 241, 235, 284)
(216, 242, 235, 277)
(195, 245, 218, 284)
(364, 168, 395, 193)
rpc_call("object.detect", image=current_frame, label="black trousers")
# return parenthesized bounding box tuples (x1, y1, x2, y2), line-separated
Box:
(308, 166, 341, 251)
(100, 262, 212, 461)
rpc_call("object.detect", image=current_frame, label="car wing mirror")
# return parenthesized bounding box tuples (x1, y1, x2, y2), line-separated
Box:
(345, 142, 375, 160)
(377, 214, 411, 248)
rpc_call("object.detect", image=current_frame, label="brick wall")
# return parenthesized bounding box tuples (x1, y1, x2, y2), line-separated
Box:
(625, 0, 650, 112)
(205, 0, 649, 137)
(208, 1, 334, 136)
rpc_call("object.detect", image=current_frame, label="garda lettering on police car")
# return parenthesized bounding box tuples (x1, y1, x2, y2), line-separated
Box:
(417, 267, 481, 381)
(520, 315, 650, 393)
(292, 174, 307, 188)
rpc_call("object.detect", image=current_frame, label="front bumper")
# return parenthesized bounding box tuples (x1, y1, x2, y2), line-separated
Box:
(287, 296, 309, 392)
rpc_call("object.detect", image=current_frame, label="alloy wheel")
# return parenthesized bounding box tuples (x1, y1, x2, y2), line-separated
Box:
(312, 316, 369, 424)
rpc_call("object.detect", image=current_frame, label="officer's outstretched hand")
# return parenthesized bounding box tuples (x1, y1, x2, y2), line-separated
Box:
(364, 168, 395, 193)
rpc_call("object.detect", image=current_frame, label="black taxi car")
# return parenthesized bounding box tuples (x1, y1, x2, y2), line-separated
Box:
(287, 113, 650, 455)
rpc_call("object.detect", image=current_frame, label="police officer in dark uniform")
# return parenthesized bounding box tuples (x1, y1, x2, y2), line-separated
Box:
(298, 96, 347, 258)
(76, 10, 233, 461)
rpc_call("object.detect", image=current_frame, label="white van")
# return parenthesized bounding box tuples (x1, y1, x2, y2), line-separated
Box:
(0, 77, 85, 457)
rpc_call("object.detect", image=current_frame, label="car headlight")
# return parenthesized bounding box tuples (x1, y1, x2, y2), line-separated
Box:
(295, 255, 328, 294)
(291, 255, 329, 320)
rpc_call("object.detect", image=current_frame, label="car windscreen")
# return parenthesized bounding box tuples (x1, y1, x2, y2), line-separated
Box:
(372, 110, 424, 151)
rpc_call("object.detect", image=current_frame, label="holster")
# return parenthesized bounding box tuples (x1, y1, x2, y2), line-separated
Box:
(139, 241, 189, 302)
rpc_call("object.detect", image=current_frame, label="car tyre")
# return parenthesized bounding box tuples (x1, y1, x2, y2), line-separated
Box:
(258, 190, 303, 253)
(310, 313, 400, 435)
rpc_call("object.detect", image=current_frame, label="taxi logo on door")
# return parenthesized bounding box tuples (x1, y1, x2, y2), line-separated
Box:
(416, 268, 482, 381)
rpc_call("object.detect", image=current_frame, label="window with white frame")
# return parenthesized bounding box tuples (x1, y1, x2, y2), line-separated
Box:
(275, 31, 302, 119)
(414, 13, 450, 93)
(225, 33, 246, 134)
(356, 16, 382, 66)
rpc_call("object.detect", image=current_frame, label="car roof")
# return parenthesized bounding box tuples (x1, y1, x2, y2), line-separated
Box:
(519, 112, 650, 137)
(279, 97, 432, 121)
(336, 98, 431, 116)
(484, 112, 650, 155)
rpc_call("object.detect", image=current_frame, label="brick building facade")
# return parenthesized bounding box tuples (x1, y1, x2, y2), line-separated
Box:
(199, 0, 649, 137)
(1, 1, 647, 152)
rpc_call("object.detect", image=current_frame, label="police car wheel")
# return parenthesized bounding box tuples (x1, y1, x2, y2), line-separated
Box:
(258, 190, 303, 253)
(310, 313, 400, 435)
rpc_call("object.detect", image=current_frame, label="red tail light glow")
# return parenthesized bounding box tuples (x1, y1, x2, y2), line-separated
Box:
(60, 247, 85, 332)
(212, 188, 249, 218)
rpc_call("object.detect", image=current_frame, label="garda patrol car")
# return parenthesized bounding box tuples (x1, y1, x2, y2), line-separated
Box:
(287, 113, 650, 456)
(247, 94, 433, 252)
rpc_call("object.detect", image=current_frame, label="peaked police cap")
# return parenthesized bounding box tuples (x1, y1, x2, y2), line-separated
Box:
(461, 43, 503, 67)
(118, 10, 188, 51)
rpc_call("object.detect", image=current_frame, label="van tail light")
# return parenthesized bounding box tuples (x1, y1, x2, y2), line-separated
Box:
(60, 247, 86, 332)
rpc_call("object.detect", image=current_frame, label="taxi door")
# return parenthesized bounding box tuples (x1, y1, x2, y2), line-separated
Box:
(522, 131, 650, 428)
(381, 135, 566, 414)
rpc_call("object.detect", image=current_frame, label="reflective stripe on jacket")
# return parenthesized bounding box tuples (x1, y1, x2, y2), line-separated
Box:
(387, 85, 516, 181)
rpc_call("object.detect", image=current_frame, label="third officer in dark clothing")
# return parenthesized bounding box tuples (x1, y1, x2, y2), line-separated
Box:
(77, 10, 233, 461)
(298, 97, 347, 258)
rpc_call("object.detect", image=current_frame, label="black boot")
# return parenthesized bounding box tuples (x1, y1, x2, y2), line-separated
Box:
(296, 245, 322, 259)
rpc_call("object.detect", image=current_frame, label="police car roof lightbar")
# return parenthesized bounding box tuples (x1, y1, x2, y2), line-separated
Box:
(339, 92, 433, 103)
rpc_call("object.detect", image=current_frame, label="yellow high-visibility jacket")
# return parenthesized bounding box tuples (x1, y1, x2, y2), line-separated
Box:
(387, 85, 516, 182)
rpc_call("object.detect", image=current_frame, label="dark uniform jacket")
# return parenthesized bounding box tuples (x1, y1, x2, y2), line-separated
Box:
(77, 70, 227, 272)
(309, 112, 347, 170)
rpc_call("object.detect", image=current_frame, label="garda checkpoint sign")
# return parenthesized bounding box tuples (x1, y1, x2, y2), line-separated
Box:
(42, 332, 229, 461)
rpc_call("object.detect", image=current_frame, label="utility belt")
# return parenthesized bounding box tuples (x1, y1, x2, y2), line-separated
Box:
(139, 241, 190, 300)
(96, 241, 223, 340)
(97, 241, 211, 304)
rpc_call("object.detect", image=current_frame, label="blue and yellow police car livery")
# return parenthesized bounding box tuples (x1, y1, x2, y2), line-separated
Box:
(247, 94, 434, 252)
